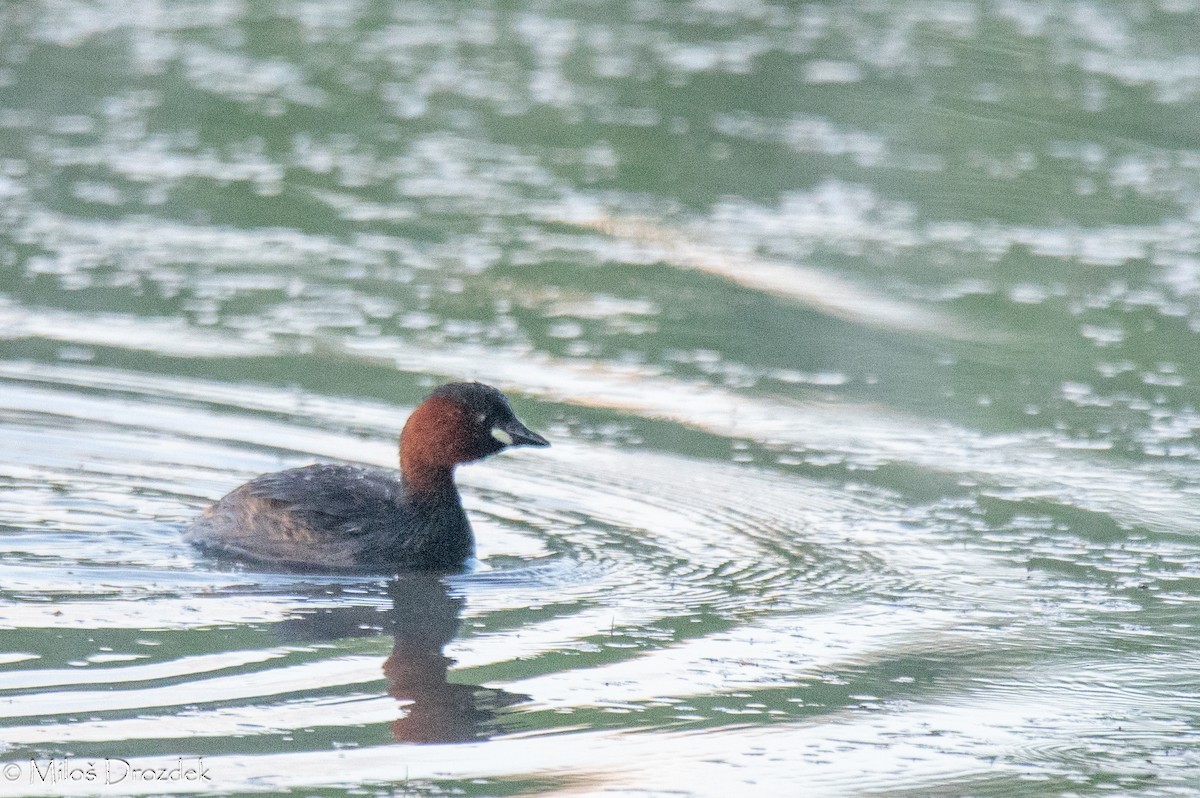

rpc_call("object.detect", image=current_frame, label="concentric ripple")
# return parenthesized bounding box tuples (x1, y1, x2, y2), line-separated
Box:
(3, 358, 1197, 795)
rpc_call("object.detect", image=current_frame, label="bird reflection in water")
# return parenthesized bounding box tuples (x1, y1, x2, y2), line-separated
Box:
(275, 573, 528, 743)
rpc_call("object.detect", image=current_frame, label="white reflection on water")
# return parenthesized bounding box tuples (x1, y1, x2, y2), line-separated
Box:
(2, 361, 1197, 793)
(7, 683, 1195, 798)
(546, 208, 964, 337)
(7, 307, 1200, 542)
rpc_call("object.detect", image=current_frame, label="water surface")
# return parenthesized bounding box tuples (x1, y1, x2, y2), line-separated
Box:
(2, 2, 1200, 796)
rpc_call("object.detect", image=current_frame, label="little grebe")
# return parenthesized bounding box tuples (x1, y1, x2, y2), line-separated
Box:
(186, 382, 549, 571)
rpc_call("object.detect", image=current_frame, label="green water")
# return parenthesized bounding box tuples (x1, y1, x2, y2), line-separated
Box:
(2, 1, 1200, 795)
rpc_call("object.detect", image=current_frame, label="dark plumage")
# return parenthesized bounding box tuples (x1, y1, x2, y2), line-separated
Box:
(186, 382, 549, 572)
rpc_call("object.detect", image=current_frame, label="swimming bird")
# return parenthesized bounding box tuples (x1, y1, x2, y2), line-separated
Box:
(186, 382, 549, 571)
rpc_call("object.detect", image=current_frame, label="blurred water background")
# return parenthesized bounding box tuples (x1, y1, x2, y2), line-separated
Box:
(2, 1, 1200, 795)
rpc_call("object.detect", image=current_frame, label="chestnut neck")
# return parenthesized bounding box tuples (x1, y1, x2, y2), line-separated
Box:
(399, 396, 467, 499)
